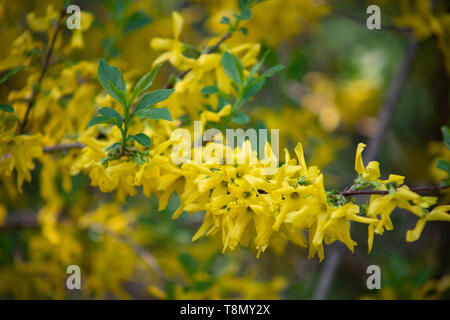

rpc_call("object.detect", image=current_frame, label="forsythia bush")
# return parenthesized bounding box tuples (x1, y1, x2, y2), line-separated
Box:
(0, 0, 449, 299)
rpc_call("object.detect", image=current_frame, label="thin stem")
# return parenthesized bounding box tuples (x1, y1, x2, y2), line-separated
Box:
(341, 185, 448, 196)
(19, 10, 66, 134)
(0, 213, 166, 286)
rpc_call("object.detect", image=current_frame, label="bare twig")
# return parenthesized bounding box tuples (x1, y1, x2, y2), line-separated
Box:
(43, 142, 85, 153)
(1, 142, 85, 162)
(19, 10, 66, 134)
(333, 10, 412, 34)
(340, 185, 447, 196)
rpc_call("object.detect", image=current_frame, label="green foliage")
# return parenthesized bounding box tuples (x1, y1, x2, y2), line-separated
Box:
(90, 59, 174, 165)
(123, 10, 152, 34)
(214, 50, 284, 127)
(0, 65, 26, 84)
(442, 126, 450, 150)
(437, 126, 450, 187)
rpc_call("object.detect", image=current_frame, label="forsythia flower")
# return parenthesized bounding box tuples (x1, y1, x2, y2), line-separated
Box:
(0, 120, 43, 192)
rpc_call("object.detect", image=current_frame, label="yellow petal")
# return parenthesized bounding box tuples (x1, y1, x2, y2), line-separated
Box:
(172, 11, 183, 40)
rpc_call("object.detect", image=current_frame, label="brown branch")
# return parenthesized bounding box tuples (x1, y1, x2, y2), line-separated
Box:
(19, 10, 66, 134)
(43, 142, 85, 153)
(341, 185, 447, 196)
(1, 142, 85, 162)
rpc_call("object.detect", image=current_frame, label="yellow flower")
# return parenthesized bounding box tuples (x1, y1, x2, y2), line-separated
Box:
(150, 12, 194, 69)
(406, 205, 450, 242)
(0, 120, 43, 192)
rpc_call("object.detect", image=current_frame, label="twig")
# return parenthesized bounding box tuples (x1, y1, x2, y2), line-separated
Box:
(43, 142, 85, 153)
(19, 10, 66, 134)
(1, 142, 85, 162)
(313, 35, 420, 300)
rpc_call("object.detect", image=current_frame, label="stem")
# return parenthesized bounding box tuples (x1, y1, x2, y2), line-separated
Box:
(43, 142, 85, 153)
(19, 10, 66, 134)
(341, 185, 448, 196)
(0, 212, 166, 287)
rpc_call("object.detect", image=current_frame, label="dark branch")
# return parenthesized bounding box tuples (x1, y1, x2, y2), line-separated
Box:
(340, 185, 447, 196)
(19, 10, 66, 134)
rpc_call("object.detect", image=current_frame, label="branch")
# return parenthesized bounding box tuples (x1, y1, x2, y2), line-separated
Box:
(19, 10, 66, 134)
(1, 142, 85, 162)
(164, 31, 232, 89)
(43, 142, 85, 153)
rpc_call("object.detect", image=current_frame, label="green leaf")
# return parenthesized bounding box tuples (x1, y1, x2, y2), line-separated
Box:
(238, 7, 252, 20)
(99, 107, 122, 126)
(135, 107, 172, 121)
(98, 58, 126, 102)
(87, 115, 119, 128)
(132, 64, 162, 99)
(440, 178, 450, 188)
(221, 52, 244, 88)
(0, 104, 14, 113)
(436, 159, 450, 174)
(220, 16, 231, 25)
(239, 27, 248, 35)
(442, 126, 450, 150)
(108, 80, 128, 109)
(132, 133, 152, 147)
(261, 64, 285, 78)
(231, 112, 249, 124)
(0, 66, 26, 84)
(201, 86, 219, 95)
(178, 253, 197, 277)
(240, 77, 265, 106)
(247, 50, 270, 82)
(123, 10, 152, 34)
(135, 89, 174, 111)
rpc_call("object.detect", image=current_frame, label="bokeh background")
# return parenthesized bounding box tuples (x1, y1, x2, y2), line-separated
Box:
(0, 0, 449, 299)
